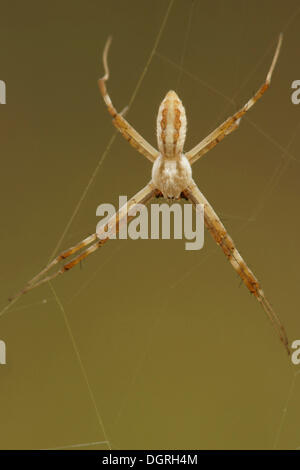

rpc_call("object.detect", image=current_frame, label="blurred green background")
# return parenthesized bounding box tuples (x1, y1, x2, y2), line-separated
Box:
(0, 0, 300, 450)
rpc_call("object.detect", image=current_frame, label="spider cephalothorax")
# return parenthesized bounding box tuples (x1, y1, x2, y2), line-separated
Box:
(10, 35, 290, 355)
(152, 90, 192, 199)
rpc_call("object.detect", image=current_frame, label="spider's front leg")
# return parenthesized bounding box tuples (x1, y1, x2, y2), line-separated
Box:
(9, 182, 157, 302)
(183, 180, 290, 355)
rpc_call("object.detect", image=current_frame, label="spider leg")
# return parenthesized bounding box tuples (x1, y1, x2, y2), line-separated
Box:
(183, 180, 290, 355)
(186, 34, 282, 165)
(10, 182, 156, 302)
(98, 37, 159, 163)
(180, 191, 189, 201)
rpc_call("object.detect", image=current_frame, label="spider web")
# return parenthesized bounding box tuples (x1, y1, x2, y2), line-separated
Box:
(1, 0, 300, 450)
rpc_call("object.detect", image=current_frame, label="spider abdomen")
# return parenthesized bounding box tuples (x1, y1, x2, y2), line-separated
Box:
(152, 154, 192, 199)
(157, 90, 187, 159)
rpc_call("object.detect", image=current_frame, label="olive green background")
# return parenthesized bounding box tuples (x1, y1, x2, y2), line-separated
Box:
(0, 0, 300, 450)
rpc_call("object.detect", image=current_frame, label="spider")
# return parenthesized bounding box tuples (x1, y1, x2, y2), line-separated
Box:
(10, 34, 289, 355)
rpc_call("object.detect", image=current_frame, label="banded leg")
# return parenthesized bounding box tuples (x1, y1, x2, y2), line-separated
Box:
(186, 34, 282, 165)
(183, 180, 290, 355)
(98, 37, 159, 163)
(9, 182, 157, 301)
